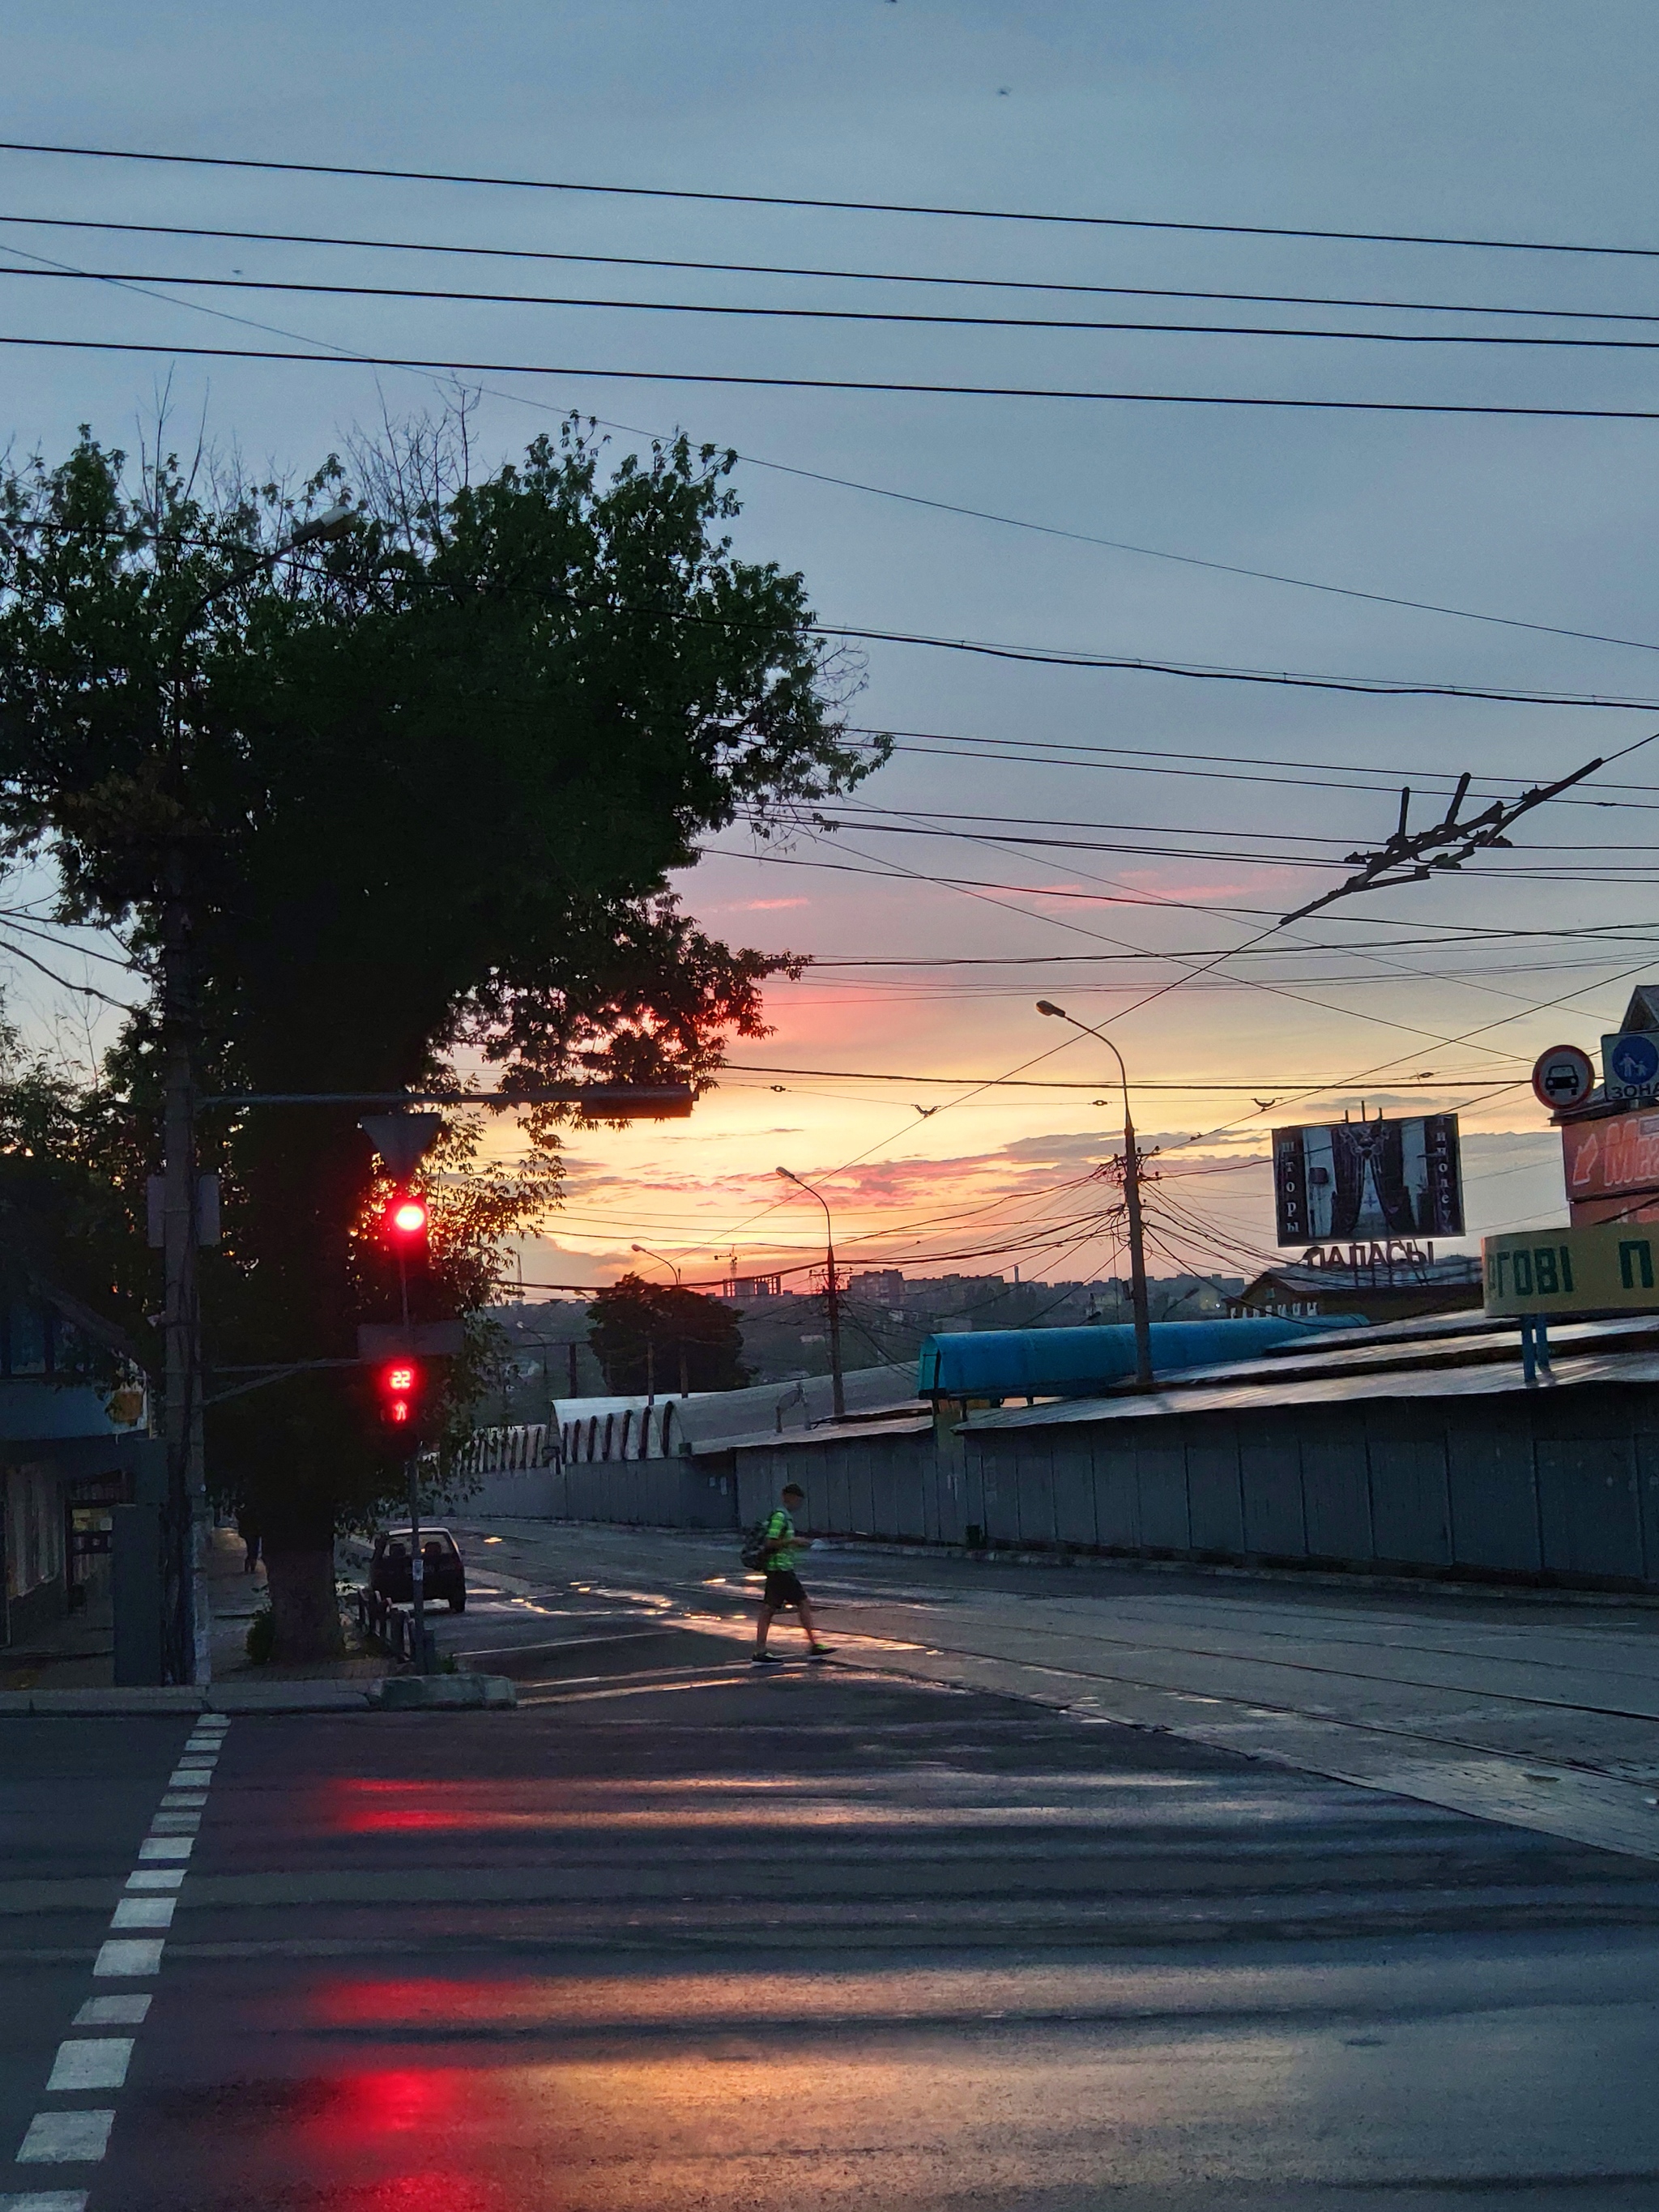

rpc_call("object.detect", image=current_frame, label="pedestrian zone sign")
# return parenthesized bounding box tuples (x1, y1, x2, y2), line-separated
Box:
(1484, 1221, 1659, 1317)
(1603, 1031, 1659, 1105)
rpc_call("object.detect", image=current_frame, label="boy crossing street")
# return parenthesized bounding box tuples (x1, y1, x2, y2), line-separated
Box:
(753, 1482, 834, 1663)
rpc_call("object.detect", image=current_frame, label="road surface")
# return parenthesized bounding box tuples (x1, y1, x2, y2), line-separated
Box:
(6, 1532, 1659, 2206)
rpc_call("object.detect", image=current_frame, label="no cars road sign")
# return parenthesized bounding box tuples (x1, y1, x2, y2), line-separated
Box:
(1532, 1044, 1594, 1111)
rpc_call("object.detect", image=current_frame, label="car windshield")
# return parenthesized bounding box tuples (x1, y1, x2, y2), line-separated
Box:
(384, 1531, 458, 1558)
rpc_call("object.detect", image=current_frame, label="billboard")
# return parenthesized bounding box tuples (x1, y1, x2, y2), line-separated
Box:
(1272, 1115, 1463, 1247)
(1562, 1106, 1659, 1222)
(1484, 1222, 1659, 1318)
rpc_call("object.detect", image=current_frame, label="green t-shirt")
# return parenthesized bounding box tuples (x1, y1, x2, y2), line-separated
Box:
(765, 1507, 799, 1572)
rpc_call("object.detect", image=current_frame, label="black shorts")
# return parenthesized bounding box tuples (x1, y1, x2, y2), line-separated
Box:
(763, 1569, 807, 1609)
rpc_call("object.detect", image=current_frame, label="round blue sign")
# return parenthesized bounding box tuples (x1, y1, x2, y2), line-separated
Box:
(1610, 1034, 1659, 1089)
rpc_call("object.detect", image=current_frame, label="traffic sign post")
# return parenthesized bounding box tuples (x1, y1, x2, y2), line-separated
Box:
(1603, 1032, 1659, 1106)
(1532, 1044, 1595, 1113)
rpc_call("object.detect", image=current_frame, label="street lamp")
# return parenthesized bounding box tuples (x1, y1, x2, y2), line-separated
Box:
(631, 1243, 689, 1393)
(776, 1167, 845, 1418)
(1036, 1001, 1154, 1389)
(629, 1242, 682, 1286)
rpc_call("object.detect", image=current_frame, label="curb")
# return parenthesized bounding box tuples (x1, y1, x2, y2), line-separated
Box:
(814, 1539, 1659, 1610)
(0, 1673, 518, 1717)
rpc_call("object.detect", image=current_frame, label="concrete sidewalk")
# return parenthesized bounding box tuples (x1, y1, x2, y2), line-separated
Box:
(1, 1524, 394, 1705)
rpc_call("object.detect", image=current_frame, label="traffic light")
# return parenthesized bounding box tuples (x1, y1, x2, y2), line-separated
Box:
(377, 1357, 423, 1429)
(381, 1189, 430, 1247)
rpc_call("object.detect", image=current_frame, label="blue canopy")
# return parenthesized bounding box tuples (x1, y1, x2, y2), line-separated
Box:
(917, 1317, 1355, 1400)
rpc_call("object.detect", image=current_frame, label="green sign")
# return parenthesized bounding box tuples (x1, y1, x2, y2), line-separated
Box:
(1483, 1222, 1659, 1316)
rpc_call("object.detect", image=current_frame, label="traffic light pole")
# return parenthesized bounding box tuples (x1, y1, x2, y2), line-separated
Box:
(160, 861, 211, 1685)
(396, 1246, 430, 1675)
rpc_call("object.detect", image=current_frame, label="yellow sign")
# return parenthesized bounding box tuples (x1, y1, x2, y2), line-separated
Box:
(1482, 1222, 1659, 1316)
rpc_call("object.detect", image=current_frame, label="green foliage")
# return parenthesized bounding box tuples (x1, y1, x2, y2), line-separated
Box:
(0, 408, 872, 1551)
(588, 1272, 750, 1394)
(245, 1605, 275, 1665)
(0, 1038, 155, 1387)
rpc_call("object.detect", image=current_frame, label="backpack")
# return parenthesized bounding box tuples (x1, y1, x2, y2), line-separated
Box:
(740, 1517, 774, 1572)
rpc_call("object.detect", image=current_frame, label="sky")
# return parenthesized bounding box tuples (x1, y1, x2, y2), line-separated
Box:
(4, 0, 1659, 1298)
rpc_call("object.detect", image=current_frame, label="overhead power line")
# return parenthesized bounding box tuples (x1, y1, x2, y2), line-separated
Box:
(719, 1062, 1516, 1089)
(13, 209, 1659, 325)
(10, 223, 1658, 664)
(18, 330, 1659, 430)
(22, 262, 1659, 351)
(5, 139, 1659, 261)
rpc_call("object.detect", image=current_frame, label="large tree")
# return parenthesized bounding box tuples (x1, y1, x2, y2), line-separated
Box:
(0, 411, 872, 1656)
(587, 1273, 750, 1396)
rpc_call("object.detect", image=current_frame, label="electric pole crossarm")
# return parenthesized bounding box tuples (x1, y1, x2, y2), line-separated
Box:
(1282, 752, 1606, 924)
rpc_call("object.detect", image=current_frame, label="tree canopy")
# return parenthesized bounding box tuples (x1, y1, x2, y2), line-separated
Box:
(587, 1273, 750, 1396)
(0, 410, 872, 1648)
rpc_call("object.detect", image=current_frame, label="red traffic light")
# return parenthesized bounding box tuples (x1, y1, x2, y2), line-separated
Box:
(382, 1190, 429, 1242)
(378, 1357, 423, 1426)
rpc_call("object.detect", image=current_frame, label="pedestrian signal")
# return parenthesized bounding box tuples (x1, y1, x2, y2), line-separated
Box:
(378, 1358, 422, 1426)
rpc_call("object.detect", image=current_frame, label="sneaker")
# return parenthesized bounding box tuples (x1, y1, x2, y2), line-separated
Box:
(808, 1644, 835, 1660)
(751, 1651, 783, 1664)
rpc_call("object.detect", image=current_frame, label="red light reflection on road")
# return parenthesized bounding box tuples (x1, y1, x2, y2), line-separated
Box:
(314, 2068, 463, 2139)
(325, 1780, 501, 1835)
(314, 1979, 536, 2028)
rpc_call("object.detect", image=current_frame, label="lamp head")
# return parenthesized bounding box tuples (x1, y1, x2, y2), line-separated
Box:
(775, 1166, 798, 1183)
(1036, 1000, 1068, 1020)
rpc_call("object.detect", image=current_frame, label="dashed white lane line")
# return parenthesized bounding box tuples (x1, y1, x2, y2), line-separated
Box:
(109, 1897, 175, 1930)
(45, 2045, 131, 2095)
(15, 2113, 113, 2164)
(8, 1714, 232, 2190)
(0, 2189, 92, 2210)
(73, 1998, 148, 2029)
(92, 1938, 165, 1980)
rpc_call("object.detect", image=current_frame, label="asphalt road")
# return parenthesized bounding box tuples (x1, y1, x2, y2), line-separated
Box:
(437, 1518, 1659, 1861)
(9, 1592, 1659, 2204)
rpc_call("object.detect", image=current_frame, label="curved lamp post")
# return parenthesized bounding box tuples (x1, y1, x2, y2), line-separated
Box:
(776, 1167, 845, 1417)
(1037, 1001, 1154, 1388)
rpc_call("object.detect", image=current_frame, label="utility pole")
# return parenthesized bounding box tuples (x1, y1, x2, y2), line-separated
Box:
(160, 850, 210, 1685)
(776, 1167, 845, 1418)
(1037, 1003, 1154, 1389)
(156, 499, 357, 1684)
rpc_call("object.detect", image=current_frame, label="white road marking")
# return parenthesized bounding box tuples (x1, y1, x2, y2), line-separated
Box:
(15, 2112, 113, 2163)
(73, 1997, 149, 2028)
(109, 1898, 174, 1931)
(138, 1837, 192, 1861)
(11, 1720, 228, 2189)
(45, 2042, 132, 2093)
(0, 2191, 91, 2210)
(92, 1940, 164, 1979)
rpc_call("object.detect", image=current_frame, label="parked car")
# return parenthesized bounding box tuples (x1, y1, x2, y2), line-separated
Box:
(369, 1525, 467, 1613)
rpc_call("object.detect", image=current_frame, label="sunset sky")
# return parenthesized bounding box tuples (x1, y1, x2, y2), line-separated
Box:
(6, 1, 1657, 1297)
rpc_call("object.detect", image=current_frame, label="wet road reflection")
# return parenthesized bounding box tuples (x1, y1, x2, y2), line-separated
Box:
(87, 1670, 1659, 2208)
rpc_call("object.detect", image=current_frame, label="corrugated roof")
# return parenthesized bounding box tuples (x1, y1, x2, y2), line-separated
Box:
(1120, 1311, 1659, 1394)
(961, 1345, 1659, 1432)
(693, 1413, 934, 1457)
